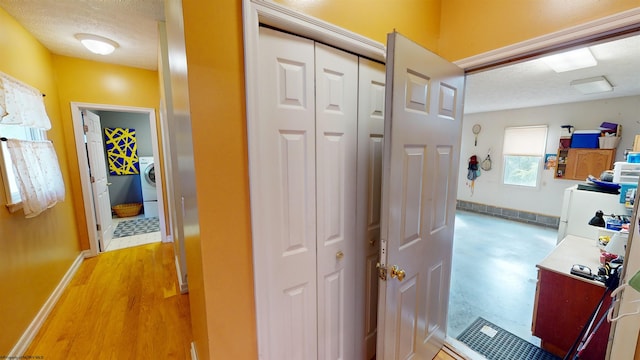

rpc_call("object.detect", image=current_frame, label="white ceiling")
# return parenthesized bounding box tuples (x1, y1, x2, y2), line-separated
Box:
(1, 0, 638, 114)
(0, 0, 164, 71)
(464, 34, 640, 114)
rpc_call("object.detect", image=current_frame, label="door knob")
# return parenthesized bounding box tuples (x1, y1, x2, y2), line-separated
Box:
(336, 250, 344, 260)
(369, 239, 376, 246)
(390, 265, 406, 281)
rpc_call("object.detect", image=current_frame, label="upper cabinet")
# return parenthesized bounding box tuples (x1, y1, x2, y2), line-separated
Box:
(555, 148, 615, 180)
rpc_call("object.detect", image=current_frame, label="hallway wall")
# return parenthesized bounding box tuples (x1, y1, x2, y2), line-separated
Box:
(52, 55, 159, 250)
(0, 7, 80, 354)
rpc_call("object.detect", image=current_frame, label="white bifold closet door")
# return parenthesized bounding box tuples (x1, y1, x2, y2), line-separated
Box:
(255, 26, 362, 360)
(355, 58, 385, 360)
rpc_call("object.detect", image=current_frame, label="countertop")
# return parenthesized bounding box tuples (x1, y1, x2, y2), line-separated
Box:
(537, 234, 605, 287)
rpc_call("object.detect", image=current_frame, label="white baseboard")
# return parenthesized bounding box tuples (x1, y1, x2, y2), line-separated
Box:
(190, 342, 198, 360)
(8, 250, 87, 356)
(175, 255, 189, 294)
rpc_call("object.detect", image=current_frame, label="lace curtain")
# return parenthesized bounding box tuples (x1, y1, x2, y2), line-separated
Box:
(6, 139, 65, 218)
(0, 74, 51, 129)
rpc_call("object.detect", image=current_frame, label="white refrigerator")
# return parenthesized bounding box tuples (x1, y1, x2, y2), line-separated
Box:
(558, 185, 630, 243)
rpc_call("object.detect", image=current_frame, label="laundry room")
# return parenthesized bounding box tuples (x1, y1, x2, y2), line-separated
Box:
(98, 110, 156, 218)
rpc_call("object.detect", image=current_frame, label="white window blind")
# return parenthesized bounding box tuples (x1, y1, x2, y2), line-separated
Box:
(503, 126, 548, 156)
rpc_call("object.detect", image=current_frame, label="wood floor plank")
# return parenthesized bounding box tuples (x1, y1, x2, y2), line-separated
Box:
(25, 243, 192, 359)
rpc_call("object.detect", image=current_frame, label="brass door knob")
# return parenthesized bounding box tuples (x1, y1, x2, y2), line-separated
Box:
(390, 265, 406, 281)
(336, 251, 344, 260)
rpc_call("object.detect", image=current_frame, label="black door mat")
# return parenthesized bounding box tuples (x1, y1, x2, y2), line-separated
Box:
(113, 217, 160, 238)
(456, 317, 560, 360)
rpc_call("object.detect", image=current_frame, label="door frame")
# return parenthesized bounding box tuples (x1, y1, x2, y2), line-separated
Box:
(242, 1, 385, 357)
(70, 102, 167, 257)
(243, 1, 640, 358)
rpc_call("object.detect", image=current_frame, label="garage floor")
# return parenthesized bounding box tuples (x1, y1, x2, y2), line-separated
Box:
(448, 210, 559, 345)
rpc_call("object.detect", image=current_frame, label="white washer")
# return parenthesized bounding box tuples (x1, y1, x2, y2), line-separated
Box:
(139, 156, 158, 217)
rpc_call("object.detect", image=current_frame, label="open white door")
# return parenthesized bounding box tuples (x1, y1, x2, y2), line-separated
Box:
(377, 32, 465, 359)
(82, 110, 114, 252)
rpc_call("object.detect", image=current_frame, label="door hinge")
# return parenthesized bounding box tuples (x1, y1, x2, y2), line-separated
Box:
(376, 262, 388, 281)
(83, 124, 89, 133)
(97, 224, 101, 231)
(90, 176, 95, 183)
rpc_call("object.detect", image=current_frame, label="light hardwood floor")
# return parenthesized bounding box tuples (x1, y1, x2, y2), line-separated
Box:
(24, 240, 462, 360)
(25, 242, 192, 359)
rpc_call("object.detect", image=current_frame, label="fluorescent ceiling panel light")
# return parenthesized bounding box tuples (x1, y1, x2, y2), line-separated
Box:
(570, 76, 613, 94)
(541, 48, 597, 73)
(75, 33, 119, 55)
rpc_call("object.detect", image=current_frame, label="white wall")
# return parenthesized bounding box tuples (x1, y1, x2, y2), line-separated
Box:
(458, 95, 640, 217)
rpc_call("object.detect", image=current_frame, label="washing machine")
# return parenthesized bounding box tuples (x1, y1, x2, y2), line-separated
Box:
(139, 156, 158, 218)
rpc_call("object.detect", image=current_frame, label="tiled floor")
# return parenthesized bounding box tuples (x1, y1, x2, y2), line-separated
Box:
(106, 215, 161, 252)
(448, 210, 558, 346)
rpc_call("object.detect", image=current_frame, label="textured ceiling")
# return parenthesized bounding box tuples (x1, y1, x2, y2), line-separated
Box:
(0, 0, 164, 70)
(464, 34, 640, 114)
(1, 1, 638, 113)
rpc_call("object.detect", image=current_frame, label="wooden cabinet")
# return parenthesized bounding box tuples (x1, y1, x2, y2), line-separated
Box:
(532, 235, 611, 359)
(555, 148, 615, 180)
(532, 268, 609, 358)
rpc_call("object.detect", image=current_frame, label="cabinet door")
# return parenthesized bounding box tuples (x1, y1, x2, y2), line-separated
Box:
(532, 269, 607, 357)
(570, 149, 614, 180)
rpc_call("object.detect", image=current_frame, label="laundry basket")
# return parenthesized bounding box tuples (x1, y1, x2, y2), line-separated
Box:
(112, 203, 142, 218)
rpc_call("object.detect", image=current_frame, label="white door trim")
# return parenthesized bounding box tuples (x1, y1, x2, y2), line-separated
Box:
(243, 1, 385, 358)
(454, 7, 640, 70)
(70, 102, 167, 257)
(450, 9, 640, 360)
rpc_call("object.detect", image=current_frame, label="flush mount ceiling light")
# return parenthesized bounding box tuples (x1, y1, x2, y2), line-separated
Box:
(75, 33, 119, 55)
(541, 47, 597, 73)
(570, 76, 613, 94)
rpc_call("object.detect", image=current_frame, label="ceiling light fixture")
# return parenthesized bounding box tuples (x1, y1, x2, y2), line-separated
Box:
(570, 76, 613, 94)
(75, 33, 119, 55)
(541, 47, 597, 73)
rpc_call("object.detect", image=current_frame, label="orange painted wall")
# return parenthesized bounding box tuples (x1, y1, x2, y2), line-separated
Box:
(275, 0, 442, 53)
(52, 55, 160, 250)
(0, 7, 81, 354)
(440, 0, 640, 61)
(180, 0, 256, 359)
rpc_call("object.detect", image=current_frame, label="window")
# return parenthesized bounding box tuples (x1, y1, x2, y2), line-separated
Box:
(502, 125, 548, 187)
(0, 124, 46, 205)
(0, 72, 60, 217)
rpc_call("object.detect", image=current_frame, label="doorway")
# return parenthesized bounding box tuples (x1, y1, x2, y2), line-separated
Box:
(70, 102, 167, 256)
(243, 1, 640, 359)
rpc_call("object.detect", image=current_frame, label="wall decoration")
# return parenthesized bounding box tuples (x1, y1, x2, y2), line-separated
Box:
(104, 127, 139, 175)
(544, 154, 557, 170)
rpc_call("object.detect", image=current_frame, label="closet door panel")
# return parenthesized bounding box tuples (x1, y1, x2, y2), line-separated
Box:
(257, 26, 317, 360)
(315, 42, 358, 360)
(356, 58, 386, 360)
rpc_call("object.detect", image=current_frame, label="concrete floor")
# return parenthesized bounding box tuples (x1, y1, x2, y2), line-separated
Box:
(448, 210, 558, 345)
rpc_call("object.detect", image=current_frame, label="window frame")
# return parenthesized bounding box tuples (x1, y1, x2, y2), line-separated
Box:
(0, 125, 47, 212)
(501, 125, 548, 188)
